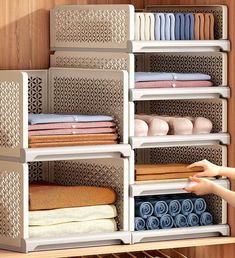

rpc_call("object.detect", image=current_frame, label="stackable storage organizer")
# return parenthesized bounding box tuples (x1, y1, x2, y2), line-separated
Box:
(0, 3, 231, 253)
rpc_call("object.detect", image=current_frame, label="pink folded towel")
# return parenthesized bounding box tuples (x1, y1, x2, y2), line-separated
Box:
(135, 119, 148, 136)
(187, 117, 213, 134)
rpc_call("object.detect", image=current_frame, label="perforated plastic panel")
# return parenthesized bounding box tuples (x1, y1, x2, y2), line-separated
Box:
(28, 162, 49, 183)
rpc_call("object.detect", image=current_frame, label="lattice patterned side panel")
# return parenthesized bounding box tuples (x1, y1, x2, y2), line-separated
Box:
(145, 53, 226, 86)
(146, 5, 226, 39)
(51, 5, 134, 49)
(49, 159, 125, 230)
(204, 194, 223, 224)
(28, 162, 49, 183)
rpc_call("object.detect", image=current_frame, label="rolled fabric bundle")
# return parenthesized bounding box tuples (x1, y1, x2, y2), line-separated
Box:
(135, 13, 141, 40)
(135, 201, 154, 219)
(185, 13, 195, 40)
(192, 117, 213, 134)
(194, 13, 205, 40)
(175, 13, 185, 40)
(180, 198, 194, 216)
(187, 213, 200, 227)
(151, 200, 168, 217)
(134, 119, 148, 136)
(193, 197, 207, 215)
(135, 217, 146, 231)
(167, 199, 181, 217)
(200, 212, 213, 226)
(175, 214, 188, 228)
(160, 214, 174, 229)
(205, 13, 215, 40)
(146, 216, 160, 230)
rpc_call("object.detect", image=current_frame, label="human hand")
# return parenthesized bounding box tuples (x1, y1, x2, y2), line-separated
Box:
(184, 177, 216, 195)
(187, 159, 221, 177)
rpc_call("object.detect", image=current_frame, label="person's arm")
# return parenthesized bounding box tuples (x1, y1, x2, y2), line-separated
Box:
(184, 177, 235, 208)
(188, 159, 235, 180)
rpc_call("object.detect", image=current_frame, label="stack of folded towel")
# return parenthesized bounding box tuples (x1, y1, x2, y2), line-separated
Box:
(29, 183, 118, 238)
(134, 195, 213, 231)
(28, 113, 118, 148)
(135, 114, 213, 136)
(135, 72, 213, 89)
(135, 12, 214, 41)
(135, 163, 204, 181)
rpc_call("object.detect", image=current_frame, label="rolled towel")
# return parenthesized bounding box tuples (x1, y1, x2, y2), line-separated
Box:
(144, 13, 155, 40)
(146, 216, 160, 230)
(200, 212, 213, 226)
(135, 201, 154, 219)
(175, 214, 188, 228)
(188, 117, 213, 134)
(135, 217, 146, 231)
(151, 200, 168, 217)
(135, 119, 148, 136)
(187, 213, 200, 227)
(205, 13, 215, 40)
(175, 13, 185, 40)
(135, 13, 141, 40)
(194, 13, 205, 40)
(165, 13, 175, 40)
(167, 199, 181, 217)
(185, 13, 195, 40)
(180, 198, 194, 216)
(193, 197, 207, 215)
(160, 214, 174, 229)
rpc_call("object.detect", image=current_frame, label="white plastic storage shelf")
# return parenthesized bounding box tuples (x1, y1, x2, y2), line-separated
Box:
(0, 158, 130, 252)
(0, 69, 130, 162)
(130, 179, 230, 244)
(50, 5, 229, 53)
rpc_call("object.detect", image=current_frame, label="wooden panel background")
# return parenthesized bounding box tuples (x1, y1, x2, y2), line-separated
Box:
(0, 0, 234, 257)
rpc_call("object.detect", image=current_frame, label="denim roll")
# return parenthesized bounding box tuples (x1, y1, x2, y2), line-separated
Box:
(187, 213, 200, 227)
(193, 198, 207, 215)
(200, 212, 213, 226)
(134, 217, 146, 231)
(167, 199, 181, 217)
(135, 201, 154, 219)
(160, 214, 174, 229)
(180, 198, 194, 216)
(146, 216, 160, 230)
(151, 200, 168, 217)
(175, 214, 188, 228)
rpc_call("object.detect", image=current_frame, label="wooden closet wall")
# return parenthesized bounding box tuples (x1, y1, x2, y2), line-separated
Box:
(0, 0, 234, 257)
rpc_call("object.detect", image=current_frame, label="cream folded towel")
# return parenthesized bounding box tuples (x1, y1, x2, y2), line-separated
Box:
(29, 205, 117, 226)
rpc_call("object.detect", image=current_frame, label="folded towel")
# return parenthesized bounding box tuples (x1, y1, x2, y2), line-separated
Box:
(29, 219, 117, 238)
(135, 13, 141, 40)
(139, 13, 146, 40)
(155, 13, 165, 40)
(144, 13, 155, 40)
(28, 113, 113, 125)
(135, 172, 198, 181)
(180, 199, 194, 216)
(200, 212, 213, 225)
(165, 13, 175, 40)
(194, 13, 205, 40)
(135, 217, 146, 231)
(185, 13, 195, 40)
(134, 119, 148, 136)
(146, 216, 160, 230)
(159, 214, 174, 229)
(187, 213, 200, 227)
(135, 201, 154, 219)
(166, 199, 181, 217)
(193, 197, 207, 215)
(29, 205, 117, 226)
(151, 200, 168, 218)
(135, 80, 213, 89)
(175, 13, 185, 40)
(135, 72, 211, 82)
(187, 117, 213, 134)
(29, 184, 116, 211)
(205, 13, 215, 40)
(175, 214, 188, 228)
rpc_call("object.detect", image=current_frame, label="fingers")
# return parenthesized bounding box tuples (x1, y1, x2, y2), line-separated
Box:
(187, 160, 205, 169)
(194, 172, 206, 177)
(189, 176, 201, 183)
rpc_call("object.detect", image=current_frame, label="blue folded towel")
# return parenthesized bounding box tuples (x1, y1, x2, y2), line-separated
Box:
(146, 216, 160, 230)
(154, 14, 161, 40)
(180, 199, 194, 216)
(175, 214, 188, 228)
(167, 199, 181, 217)
(160, 214, 174, 229)
(151, 200, 168, 217)
(175, 13, 185, 40)
(185, 13, 195, 40)
(135, 217, 146, 231)
(28, 113, 113, 125)
(200, 212, 213, 226)
(187, 213, 200, 227)
(135, 201, 154, 219)
(193, 198, 207, 215)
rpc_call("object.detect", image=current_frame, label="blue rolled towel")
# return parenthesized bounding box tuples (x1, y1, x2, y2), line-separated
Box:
(151, 200, 168, 217)
(187, 213, 200, 227)
(200, 212, 213, 226)
(175, 13, 185, 40)
(180, 198, 194, 216)
(160, 214, 174, 229)
(146, 216, 160, 230)
(135, 201, 154, 219)
(193, 197, 207, 215)
(175, 214, 188, 228)
(167, 199, 181, 217)
(135, 217, 146, 231)
(185, 13, 195, 40)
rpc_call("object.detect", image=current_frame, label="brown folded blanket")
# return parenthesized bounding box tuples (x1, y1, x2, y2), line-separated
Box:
(136, 171, 197, 181)
(29, 184, 117, 211)
(194, 13, 205, 40)
(205, 13, 215, 40)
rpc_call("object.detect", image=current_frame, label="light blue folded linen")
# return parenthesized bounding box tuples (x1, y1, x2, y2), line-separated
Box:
(154, 13, 165, 40)
(175, 214, 188, 228)
(187, 213, 200, 227)
(154, 14, 161, 40)
(175, 13, 185, 40)
(135, 201, 154, 219)
(146, 216, 160, 230)
(180, 198, 194, 216)
(165, 13, 175, 40)
(200, 212, 213, 226)
(28, 113, 113, 125)
(151, 200, 168, 218)
(185, 13, 195, 40)
(134, 217, 146, 231)
(160, 214, 174, 229)
(193, 197, 207, 215)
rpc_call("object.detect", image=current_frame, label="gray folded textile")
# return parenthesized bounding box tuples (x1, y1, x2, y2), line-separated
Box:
(28, 113, 113, 125)
(135, 72, 211, 82)
(135, 201, 154, 219)
(165, 13, 175, 40)
(175, 13, 185, 40)
(200, 212, 213, 225)
(146, 216, 160, 230)
(185, 13, 195, 40)
(187, 213, 200, 227)
(175, 214, 188, 227)
(135, 217, 146, 231)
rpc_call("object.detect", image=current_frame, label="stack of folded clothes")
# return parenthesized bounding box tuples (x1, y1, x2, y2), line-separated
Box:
(28, 113, 118, 148)
(135, 114, 213, 136)
(135, 12, 214, 41)
(29, 183, 118, 238)
(135, 72, 213, 89)
(135, 163, 204, 181)
(134, 195, 213, 231)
